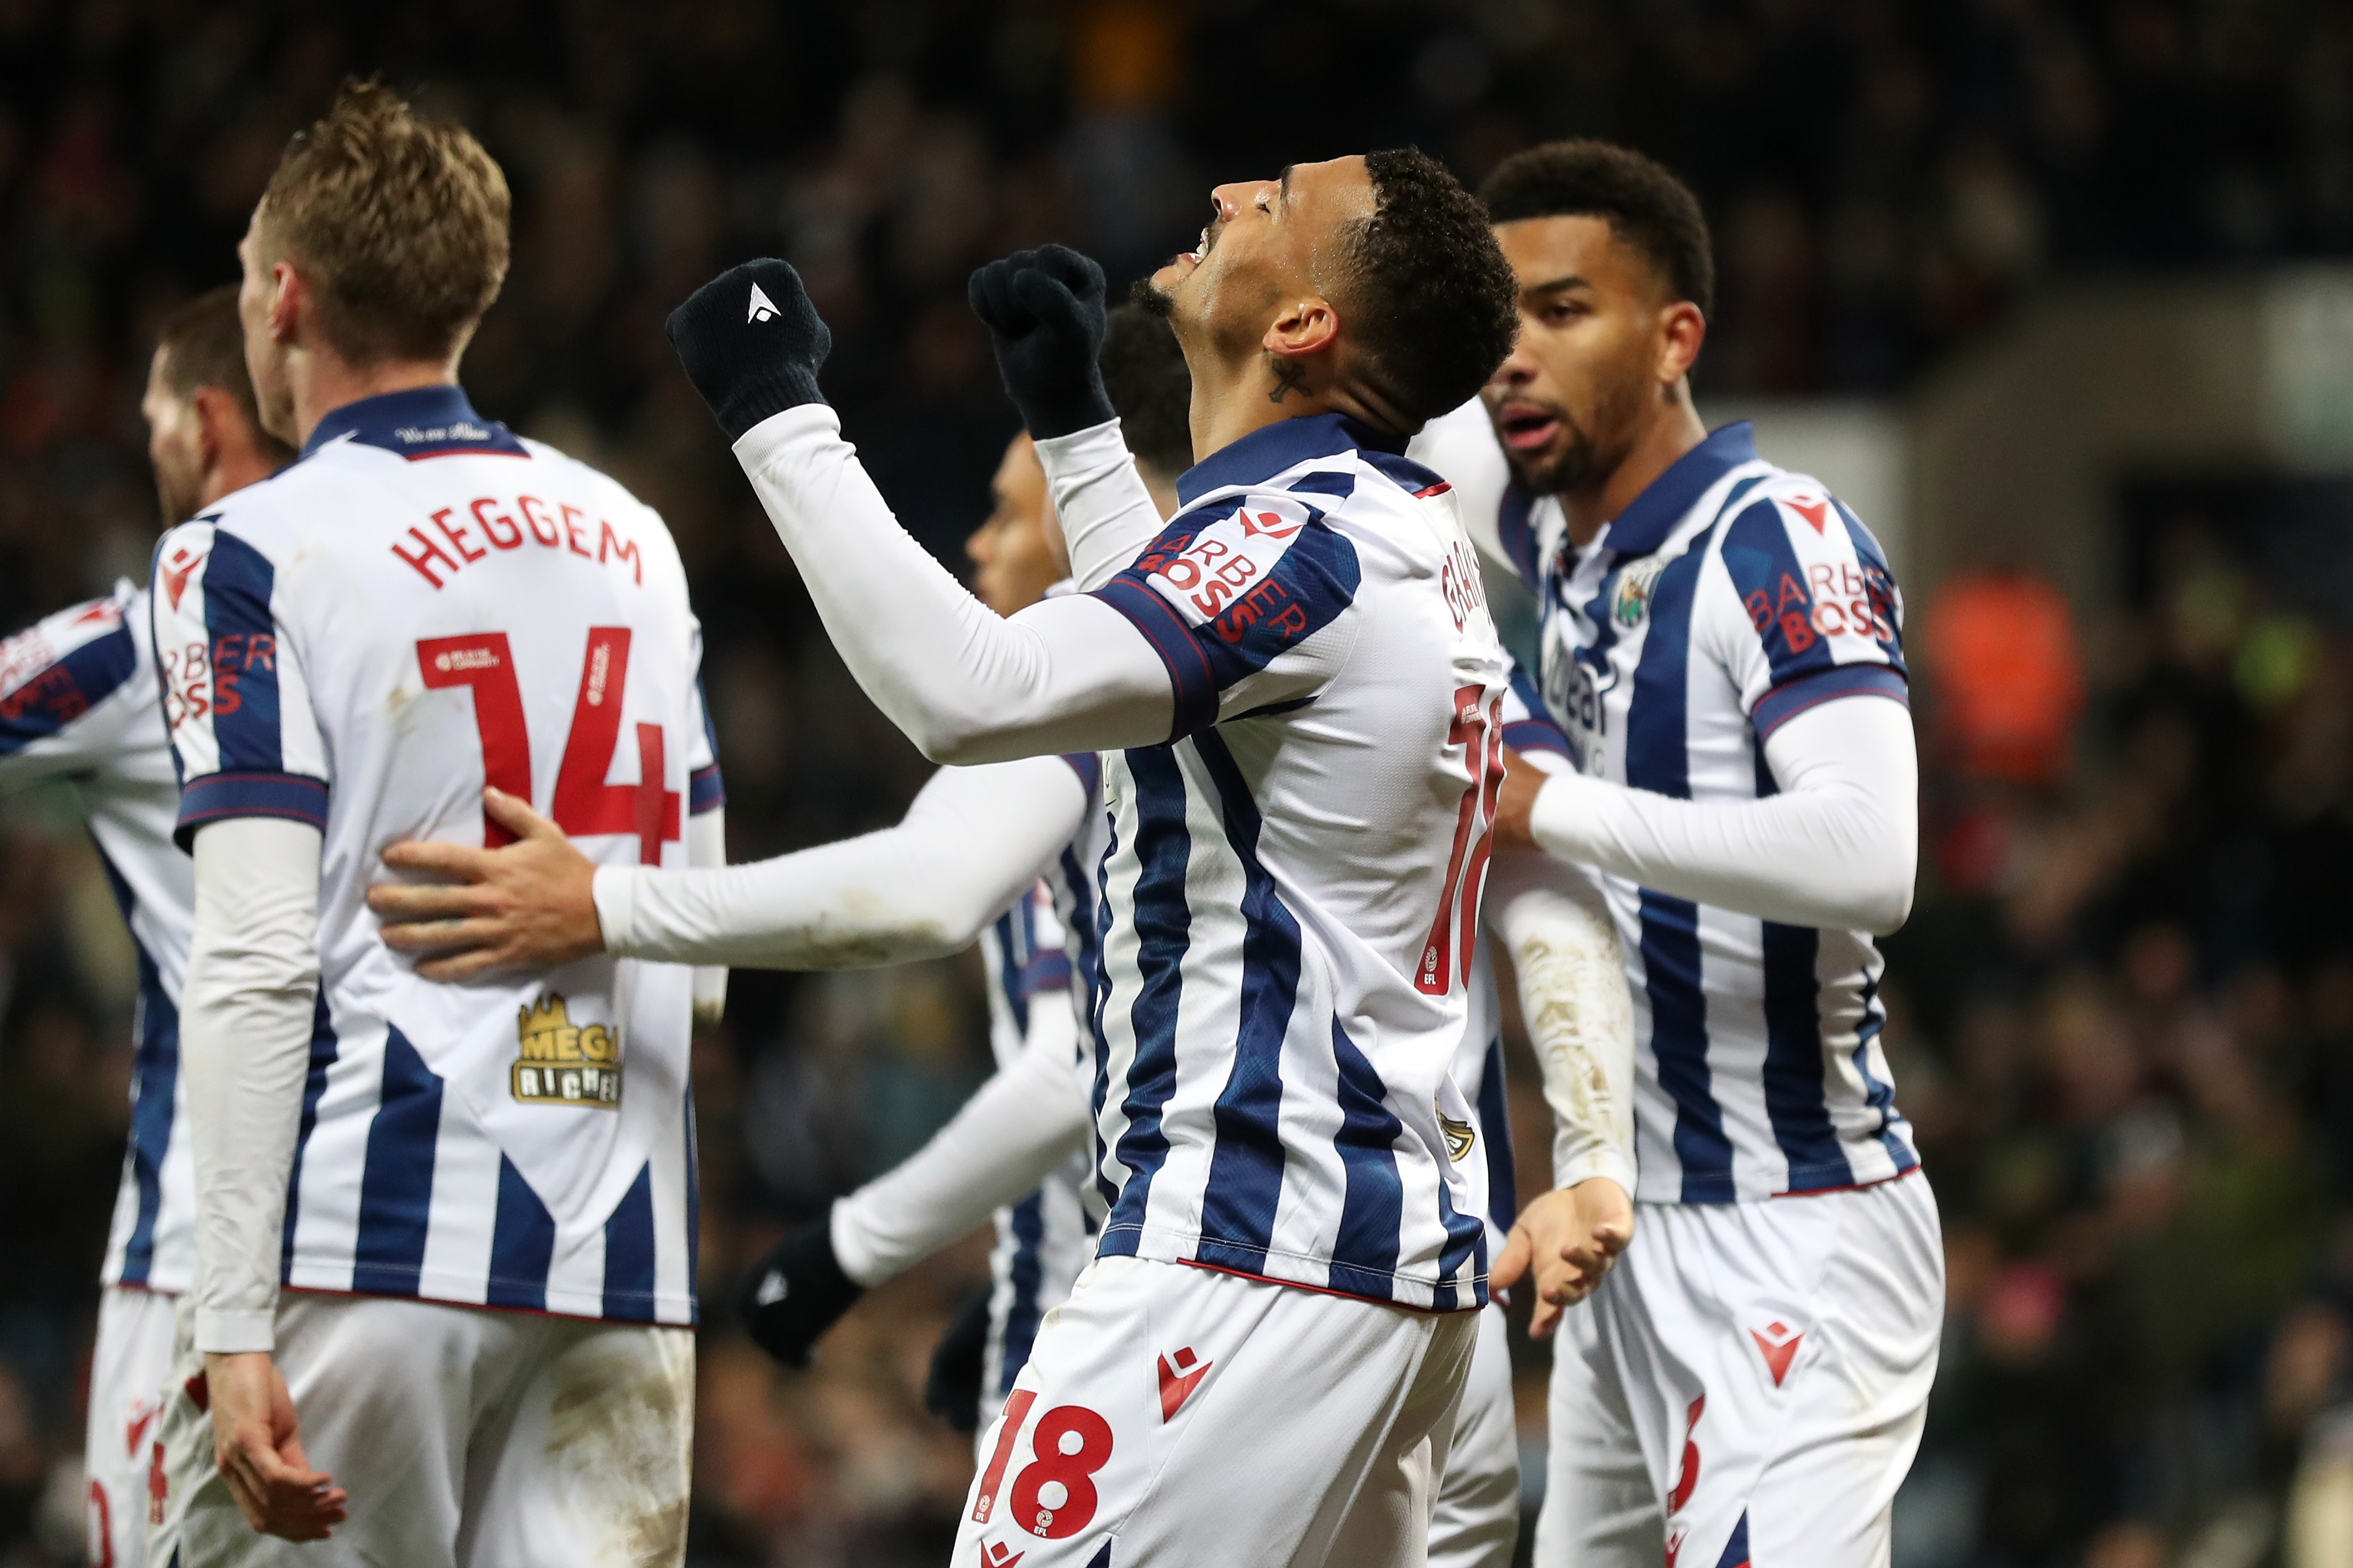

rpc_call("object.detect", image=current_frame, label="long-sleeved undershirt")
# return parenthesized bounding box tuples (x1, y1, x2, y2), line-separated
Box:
(593, 755, 1088, 969)
(183, 817, 322, 1353)
(735, 407, 1172, 764)
(1033, 419, 1171, 593)
(828, 1001, 1092, 1287)
(1527, 695, 1918, 937)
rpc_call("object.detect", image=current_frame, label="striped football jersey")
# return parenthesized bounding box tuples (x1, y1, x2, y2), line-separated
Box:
(151, 387, 720, 1325)
(1081, 412, 1510, 1312)
(1414, 405, 1918, 1204)
(0, 583, 196, 1291)
(977, 752, 1105, 1406)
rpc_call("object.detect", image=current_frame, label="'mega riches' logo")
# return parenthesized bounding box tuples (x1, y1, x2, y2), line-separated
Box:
(513, 994, 622, 1108)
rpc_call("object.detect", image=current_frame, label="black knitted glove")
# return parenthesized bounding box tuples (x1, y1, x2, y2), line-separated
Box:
(968, 244, 1116, 440)
(665, 259, 831, 440)
(923, 1287, 993, 1433)
(734, 1219, 863, 1368)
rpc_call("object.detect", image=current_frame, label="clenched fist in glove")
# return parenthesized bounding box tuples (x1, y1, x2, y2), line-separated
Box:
(968, 244, 1116, 440)
(665, 259, 831, 440)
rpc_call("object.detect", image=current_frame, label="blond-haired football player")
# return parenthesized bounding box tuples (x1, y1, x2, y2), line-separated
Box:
(148, 83, 721, 1567)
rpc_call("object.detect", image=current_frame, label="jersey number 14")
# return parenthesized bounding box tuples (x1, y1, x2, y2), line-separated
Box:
(417, 626, 680, 863)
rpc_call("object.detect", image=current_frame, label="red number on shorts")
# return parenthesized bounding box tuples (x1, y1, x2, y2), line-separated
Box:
(1006, 1404, 1115, 1539)
(1415, 685, 1505, 995)
(416, 628, 680, 863)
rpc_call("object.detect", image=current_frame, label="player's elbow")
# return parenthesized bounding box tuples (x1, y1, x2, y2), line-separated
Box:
(904, 708, 1001, 768)
(1847, 863, 1915, 936)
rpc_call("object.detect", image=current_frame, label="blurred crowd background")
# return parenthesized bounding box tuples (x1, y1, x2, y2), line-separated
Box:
(1, 1, 2352, 1565)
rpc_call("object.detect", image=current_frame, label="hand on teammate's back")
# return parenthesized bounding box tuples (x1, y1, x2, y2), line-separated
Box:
(202, 1350, 347, 1540)
(967, 244, 1117, 440)
(665, 259, 832, 440)
(1494, 1176, 1636, 1339)
(1491, 747, 1545, 850)
(368, 787, 605, 979)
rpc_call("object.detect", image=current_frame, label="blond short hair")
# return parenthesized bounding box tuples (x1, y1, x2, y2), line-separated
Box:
(256, 80, 511, 364)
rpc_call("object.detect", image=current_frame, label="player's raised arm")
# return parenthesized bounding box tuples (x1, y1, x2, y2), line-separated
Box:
(365, 752, 1090, 977)
(665, 261, 1176, 764)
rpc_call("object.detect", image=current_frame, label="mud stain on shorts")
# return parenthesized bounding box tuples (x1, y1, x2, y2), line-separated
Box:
(544, 1327, 696, 1567)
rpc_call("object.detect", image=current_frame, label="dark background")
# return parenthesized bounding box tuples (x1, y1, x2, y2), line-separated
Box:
(2, 3, 2353, 1564)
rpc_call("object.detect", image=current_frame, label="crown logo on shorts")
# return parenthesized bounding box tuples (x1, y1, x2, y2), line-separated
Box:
(512, 993, 622, 1108)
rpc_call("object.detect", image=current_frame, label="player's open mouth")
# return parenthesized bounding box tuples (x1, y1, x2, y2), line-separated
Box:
(1498, 403, 1561, 452)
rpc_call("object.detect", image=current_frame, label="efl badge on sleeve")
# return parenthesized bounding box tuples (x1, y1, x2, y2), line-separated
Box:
(513, 994, 622, 1108)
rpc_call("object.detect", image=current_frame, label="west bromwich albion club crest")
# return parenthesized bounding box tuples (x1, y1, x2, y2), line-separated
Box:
(1613, 560, 1667, 628)
(513, 994, 622, 1108)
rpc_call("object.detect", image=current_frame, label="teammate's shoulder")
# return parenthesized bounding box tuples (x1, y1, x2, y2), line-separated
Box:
(1716, 465, 1893, 573)
(0, 581, 145, 719)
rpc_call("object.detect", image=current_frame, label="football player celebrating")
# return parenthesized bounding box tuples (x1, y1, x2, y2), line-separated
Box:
(147, 83, 721, 1565)
(368, 303, 1198, 1445)
(1418, 140, 1939, 1568)
(665, 153, 1520, 1565)
(0, 288, 288, 1568)
(372, 281, 1639, 1568)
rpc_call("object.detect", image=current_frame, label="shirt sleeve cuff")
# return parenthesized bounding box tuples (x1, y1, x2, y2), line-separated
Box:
(730, 402, 845, 475)
(1751, 663, 1907, 741)
(1550, 1134, 1637, 1197)
(174, 772, 330, 852)
(689, 762, 726, 814)
(1032, 417, 1130, 483)
(592, 866, 639, 958)
(1526, 768, 1614, 868)
(1090, 579, 1219, 739)
(195, 1307, 278, 1355)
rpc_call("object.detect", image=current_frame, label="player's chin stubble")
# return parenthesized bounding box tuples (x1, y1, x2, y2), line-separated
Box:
(1130, 278, 1174, 318)
(1515, 417, 1600, 497)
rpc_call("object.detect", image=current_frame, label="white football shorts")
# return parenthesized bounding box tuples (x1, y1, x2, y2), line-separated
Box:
(1428, 1301, 1520, 1568)
(956, 1255, 1479, 1568)
(87, 1285, 177, 1568)
(1536, 1173, 1943, 1568)
(150, 1292, 693, 1568)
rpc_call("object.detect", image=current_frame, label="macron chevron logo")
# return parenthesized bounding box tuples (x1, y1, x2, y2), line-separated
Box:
(1156, 1347, 1211, 1421)
(747, 282, 781, 323)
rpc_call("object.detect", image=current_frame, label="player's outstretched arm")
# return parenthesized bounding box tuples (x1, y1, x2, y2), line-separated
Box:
(968, 247, 1167, 590)
(1484, 834, 1639, 1338)
(667, 261, 1176, 764)
(182, 817, 349, 1539)
(736, 1004, 1092, 1366)
(1496, 695, 1919, 935)
(370, 754, 1089, 977)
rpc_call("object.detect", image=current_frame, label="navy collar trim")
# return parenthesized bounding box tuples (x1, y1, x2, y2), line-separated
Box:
(300, 385, 527, 462)
(1175, 413, 1409, 506)
(1599, 422, 1758, 558)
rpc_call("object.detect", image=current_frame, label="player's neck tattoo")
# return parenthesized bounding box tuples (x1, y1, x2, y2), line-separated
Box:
(1267, 355, 1309, 404)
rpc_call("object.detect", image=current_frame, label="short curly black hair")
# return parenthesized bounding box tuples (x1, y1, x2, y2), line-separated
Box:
(1341, 148, 1520, 430)
(1099, 303, 1192, 480)
(1478, 140, 1714, 320)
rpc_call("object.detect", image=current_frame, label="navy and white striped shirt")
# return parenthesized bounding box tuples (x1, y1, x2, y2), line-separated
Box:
(1082, 413, 1511, 1311)
(0, 584, 196, 1291)
(152, 387, 721, 1324)
(1417, 408, 1919, 1203)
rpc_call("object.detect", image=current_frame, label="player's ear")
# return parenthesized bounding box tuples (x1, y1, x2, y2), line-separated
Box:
(266, 259, 309, 347)
(189, 385, 234, 476)
(1264, 295, 1338, 364)
(1656, 300, 1706, 388)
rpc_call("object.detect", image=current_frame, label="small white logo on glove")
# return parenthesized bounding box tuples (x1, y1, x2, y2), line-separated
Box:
(747, 283, 781, 323)
(754, 1270, 788, 1306)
